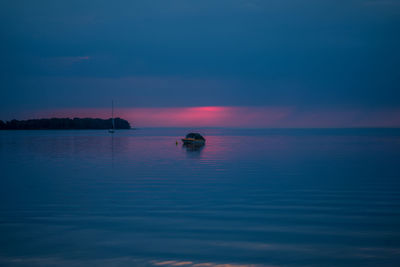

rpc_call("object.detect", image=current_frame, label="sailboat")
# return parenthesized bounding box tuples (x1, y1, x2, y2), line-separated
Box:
(109, 100, 115, 133)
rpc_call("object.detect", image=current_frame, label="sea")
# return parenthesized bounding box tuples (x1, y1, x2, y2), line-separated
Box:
(1, 128, 400, 267)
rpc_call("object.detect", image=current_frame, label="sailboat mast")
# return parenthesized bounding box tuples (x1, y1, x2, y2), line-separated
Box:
(112, 100, 115, 129)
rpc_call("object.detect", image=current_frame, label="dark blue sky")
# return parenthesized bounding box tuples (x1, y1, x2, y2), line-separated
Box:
(1, 0, 400, 121)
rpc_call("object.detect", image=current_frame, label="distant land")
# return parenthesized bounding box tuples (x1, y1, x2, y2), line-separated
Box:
(0, 118, 131, 130)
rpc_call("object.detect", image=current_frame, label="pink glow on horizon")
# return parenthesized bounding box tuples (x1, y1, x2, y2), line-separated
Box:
(28, 106, 400, 128)
(122, 106, 291, 127)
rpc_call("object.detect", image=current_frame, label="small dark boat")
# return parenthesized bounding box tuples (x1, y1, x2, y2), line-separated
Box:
(182, 133, 206, 145)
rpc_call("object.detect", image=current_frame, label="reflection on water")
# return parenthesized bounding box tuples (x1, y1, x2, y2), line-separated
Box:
(182, 143, 205, 158)
(1, 128, 400, 267)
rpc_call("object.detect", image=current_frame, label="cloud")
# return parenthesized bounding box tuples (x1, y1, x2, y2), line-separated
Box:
(1, 0, 399, 114)
(41, 56, 91, 65)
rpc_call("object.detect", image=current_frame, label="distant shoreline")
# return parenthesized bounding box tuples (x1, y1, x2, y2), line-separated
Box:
(0, 118, 131, 130)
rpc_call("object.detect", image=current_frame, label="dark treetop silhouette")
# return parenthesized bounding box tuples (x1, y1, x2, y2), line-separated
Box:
(0, 118, 131, 130)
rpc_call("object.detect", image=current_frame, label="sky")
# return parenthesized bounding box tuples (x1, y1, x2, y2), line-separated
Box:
(1, 0, 400, 127)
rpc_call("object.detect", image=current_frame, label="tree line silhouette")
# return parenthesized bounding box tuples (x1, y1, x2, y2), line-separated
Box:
(0, 118, 131, 130)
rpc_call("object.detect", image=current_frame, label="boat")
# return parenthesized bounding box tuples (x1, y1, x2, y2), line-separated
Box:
(182, 133, 206, 145)
(109, 100, 115, 133)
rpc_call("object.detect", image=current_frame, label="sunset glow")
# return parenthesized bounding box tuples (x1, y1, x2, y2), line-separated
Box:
(27, 106, 400, 128)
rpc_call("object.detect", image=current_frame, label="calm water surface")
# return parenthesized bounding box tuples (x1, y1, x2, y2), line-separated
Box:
(1, 128, 400, 266)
